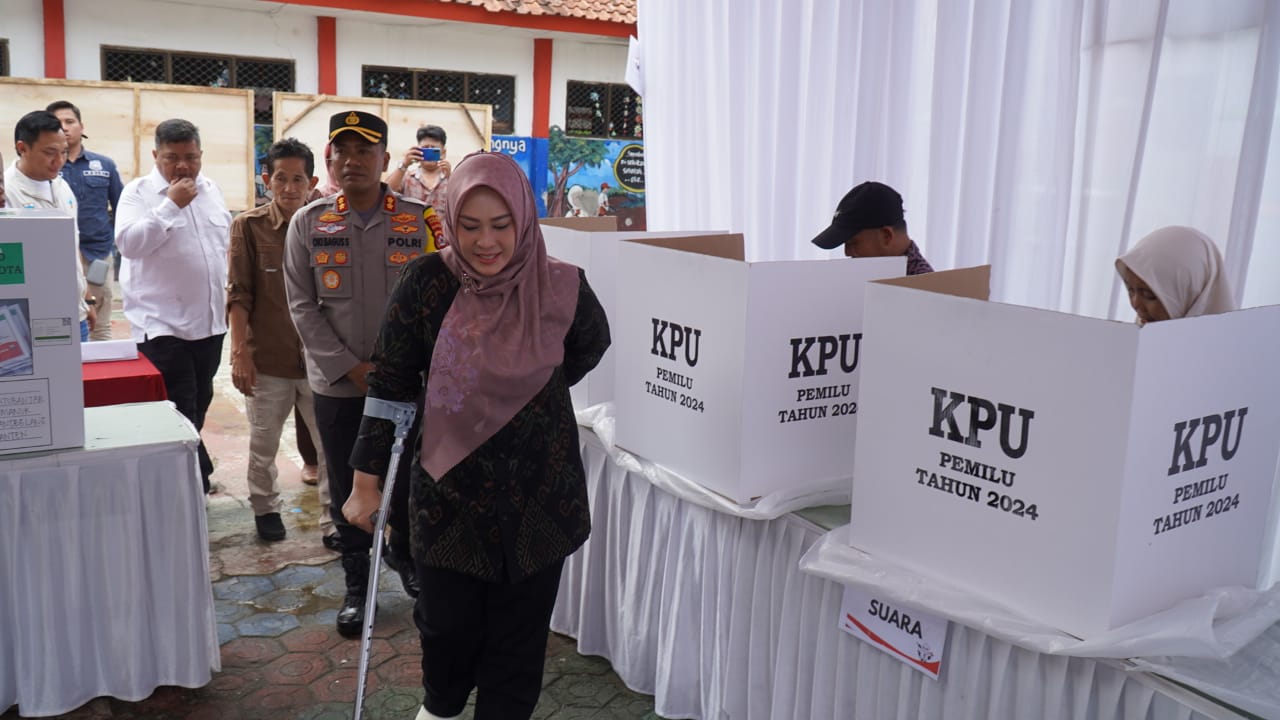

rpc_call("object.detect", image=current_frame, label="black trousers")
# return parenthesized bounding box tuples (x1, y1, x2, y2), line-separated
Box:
(312, 393, 413, 562)
(138, 333, 224, 493)
(415, 559, 565, 720)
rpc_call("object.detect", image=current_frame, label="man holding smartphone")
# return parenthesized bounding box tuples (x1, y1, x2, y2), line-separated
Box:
(386, 124, 450, 246)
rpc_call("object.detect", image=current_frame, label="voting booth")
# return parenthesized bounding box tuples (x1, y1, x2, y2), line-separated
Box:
(0, 211, 86, 455)
(542, 220, 727, 414)
(613, 234, 904, 503)
(848, 266, 1280, 637)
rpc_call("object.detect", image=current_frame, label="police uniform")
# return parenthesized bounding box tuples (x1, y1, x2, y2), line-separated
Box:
(284, 109, 440, 637)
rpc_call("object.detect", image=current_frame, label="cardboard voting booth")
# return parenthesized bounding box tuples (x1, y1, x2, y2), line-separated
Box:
(613, 234, 904, 503)
(0, 211, 86, 454)
(848, 266, 1280, 637)
(542, 220, 726, 414)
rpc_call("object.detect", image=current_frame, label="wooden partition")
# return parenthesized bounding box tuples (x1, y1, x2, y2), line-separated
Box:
(0, 78, 256, 211)
(273, 93, 492, 188)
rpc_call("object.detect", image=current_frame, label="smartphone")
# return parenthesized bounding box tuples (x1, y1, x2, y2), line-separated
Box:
(420, 147, 442, 162)
(86, 258, 110, 286)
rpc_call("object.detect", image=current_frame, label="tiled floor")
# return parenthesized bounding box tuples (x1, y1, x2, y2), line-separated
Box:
(1, 302, 668, 720)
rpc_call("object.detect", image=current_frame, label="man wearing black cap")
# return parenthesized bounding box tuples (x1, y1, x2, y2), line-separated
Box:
(811, 181, 934, 275)
(285, 110, 440, 637)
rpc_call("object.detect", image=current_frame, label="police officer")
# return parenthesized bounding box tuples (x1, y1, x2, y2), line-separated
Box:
(285, 110, 442, 637)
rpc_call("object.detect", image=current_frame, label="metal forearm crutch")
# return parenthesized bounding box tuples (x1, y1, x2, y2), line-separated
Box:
(353, 396, 417, 720)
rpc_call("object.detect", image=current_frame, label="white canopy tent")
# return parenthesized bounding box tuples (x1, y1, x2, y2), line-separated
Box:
(636, 0, 1280, 320)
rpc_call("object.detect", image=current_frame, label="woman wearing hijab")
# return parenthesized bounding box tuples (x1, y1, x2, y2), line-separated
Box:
(344, 151, 610, 720)
(1115, 225, 1237, 326)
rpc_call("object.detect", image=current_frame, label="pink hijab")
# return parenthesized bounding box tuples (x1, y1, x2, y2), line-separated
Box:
(1116, 226, 1237, 322)
(420, 152, 581, 479)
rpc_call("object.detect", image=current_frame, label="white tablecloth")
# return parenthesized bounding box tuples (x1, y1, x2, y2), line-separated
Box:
(553, 430, 1240, 720)
(0, 402, 219, 718)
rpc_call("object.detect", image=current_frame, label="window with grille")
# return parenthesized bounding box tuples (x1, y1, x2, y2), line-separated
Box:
(102, 47, 294, 125)
(0, 39, 9, 77)
(565, 81, 642, 140)
(363, 66, 516, 135)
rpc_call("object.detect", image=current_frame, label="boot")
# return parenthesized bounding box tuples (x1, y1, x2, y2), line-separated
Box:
(337, 551, 371, 638)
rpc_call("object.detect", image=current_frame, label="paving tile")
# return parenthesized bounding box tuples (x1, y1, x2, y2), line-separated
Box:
(361, 686, 423, 716)
(330, 636, 395, 669)
(216, 600, 254, 623)
(243, 684, 319, 714)
(261, 652, 334, 685)
(543, 675, 623, 709)
(372, 654, 422, 687)
(254, 587, 311, 612)
(221, 636, 286, 667)
(235, 611, 301, 637)
(312, 667, 372, 704)
(270, 563, 329, 589)
(280, 625, 345, 654)
(216, 622, 239, 645)
(212, 575, 276, 602)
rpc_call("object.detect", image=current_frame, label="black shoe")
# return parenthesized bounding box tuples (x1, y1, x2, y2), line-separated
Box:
(255, 512, 286, 542)
(336, 593, 367, 638)
(383, 544, 420, 598)
(322, 533, 344, 553)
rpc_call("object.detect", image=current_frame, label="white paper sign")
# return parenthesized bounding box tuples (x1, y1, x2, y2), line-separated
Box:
(626, 35, 645, 97)
(839, 585, 948, 680)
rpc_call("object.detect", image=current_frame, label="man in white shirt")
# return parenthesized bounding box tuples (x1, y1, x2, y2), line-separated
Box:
(5, 110, 95, 339)
(116, 118, 231, 493)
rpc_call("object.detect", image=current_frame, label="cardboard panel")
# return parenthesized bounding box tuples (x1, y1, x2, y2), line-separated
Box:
(615, 236, 905, 502)
(615, 239, 751, 490)
(541, 216, 618, 231)
(0, 212, 86, 454)
(740, 257, 903, 497)
(544, 228, 729, 413)
(1112, 308, 1280, 626)
(848, 267, 1280, 637)
(274, 93, 491, 190)
(0, 78, 256, 211)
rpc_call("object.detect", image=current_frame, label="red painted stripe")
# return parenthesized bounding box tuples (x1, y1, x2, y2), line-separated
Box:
(532, 38, 552, 138)
(317, 16, 337, 95)
(845, 614, 942, 676)
(271, 0, 634, 38)
(43, 0, 66, 79)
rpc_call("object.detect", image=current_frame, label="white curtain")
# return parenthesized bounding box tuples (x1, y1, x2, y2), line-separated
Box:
(636, 0, 1280, 318)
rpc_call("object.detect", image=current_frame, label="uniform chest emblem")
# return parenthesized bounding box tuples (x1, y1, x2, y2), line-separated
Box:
(318, 211, 344, 223)
(392, 224, 419, 234)
(314, 250, 331, 264)
(322, 269, 342, 290)
(388, 251, 410, 265)
(333, 250, 349, 265)
(390, 212, 416, 224)
(316, 222, 347, 235)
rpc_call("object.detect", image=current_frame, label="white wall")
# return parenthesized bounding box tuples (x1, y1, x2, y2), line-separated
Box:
(62, 0, 319, 91)
(3, 0, 629, 140)
(337, 18, 535, 135)
(0, 0, 47, 79)
(548, 38, 629, 132)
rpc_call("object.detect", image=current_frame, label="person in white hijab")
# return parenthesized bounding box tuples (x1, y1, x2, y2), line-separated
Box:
(1115, 226, 1237, 326)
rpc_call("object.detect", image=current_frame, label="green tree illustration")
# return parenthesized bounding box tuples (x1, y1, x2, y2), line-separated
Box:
(547, 125, 608, 217)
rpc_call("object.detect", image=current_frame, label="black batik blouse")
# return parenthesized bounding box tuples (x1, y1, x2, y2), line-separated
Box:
(350, 253, 610, 583)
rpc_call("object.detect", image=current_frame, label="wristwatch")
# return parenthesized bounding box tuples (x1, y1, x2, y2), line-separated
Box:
(398, 162, 410, 172)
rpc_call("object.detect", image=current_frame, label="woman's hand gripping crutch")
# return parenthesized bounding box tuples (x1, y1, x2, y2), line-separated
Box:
(348, 396, 417, 720)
